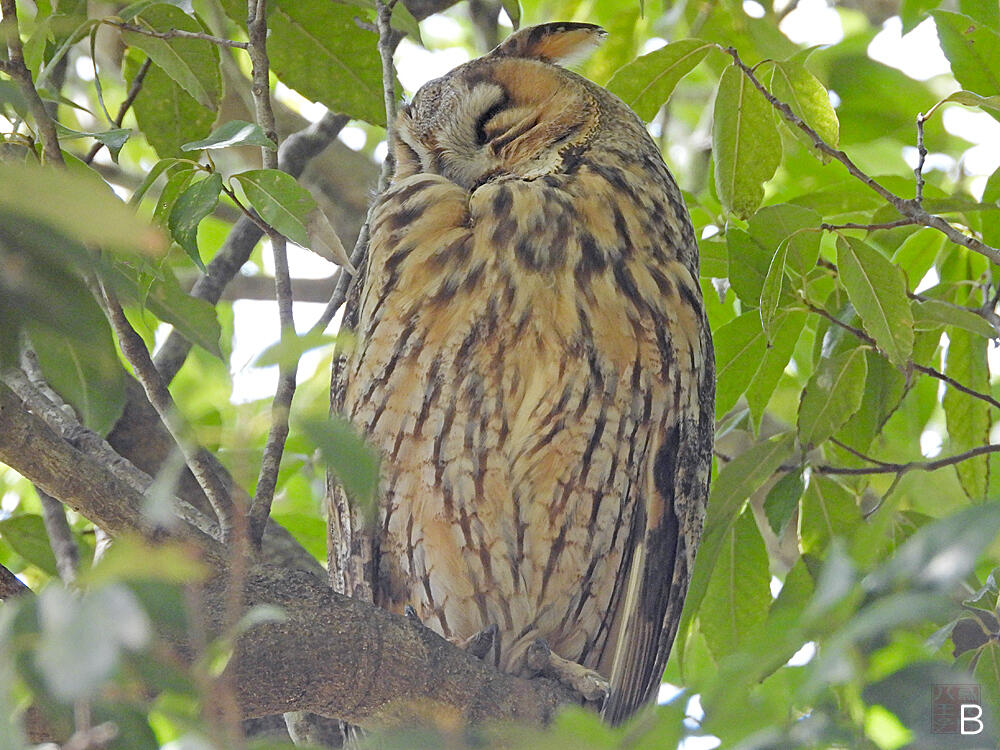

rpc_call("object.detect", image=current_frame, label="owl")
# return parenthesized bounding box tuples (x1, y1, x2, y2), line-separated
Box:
(328, 22, 714, 724)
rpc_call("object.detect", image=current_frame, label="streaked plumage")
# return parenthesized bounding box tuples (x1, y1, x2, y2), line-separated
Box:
(328, 22, 714, 723)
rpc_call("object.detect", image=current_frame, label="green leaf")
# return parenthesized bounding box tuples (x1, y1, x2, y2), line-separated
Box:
(0, 515, 59, 576)
(127, 52, 216, 160)
(54, 123, 131, 161)
(746, 310, 806, 431)
(699, 509, 771, 660)
(0, 163, 166, 254)
(111, 263, 223, 358)
(82, 537, 210, 586)
(682, 432, 796, 641)
(605, 39, 712, 122)
(714, 311, 766, 417)
(726, 228, 771, 306)
(939, 89, 1000, 114)
(129, 159, 178, 208)
(931, 11, 1000, 100)
(759, 237, 789, 340)
(837, 236, 914, 368)
(764, 470, 804, 535)
(799, 475, 862, 555)
(866, 504, 1000, 593)
(219, 0, 386, 125)
(233, 169, 317, 248)
(797, 347, 868, 449)
(181, 120, 277, 152)
(911, 299, 996, 337)
(300, 416, 381, 514)
(835, 351, 907, 451)
(712, 64, 781, 219)
(168, 172, 222, 269)
(255, 328, 337, 368)
(961, 0, 1000, 28)
(768, 59, 839, 161)
(26, 299, 127, 436)
(943, 328, 991, 500)
(500, 0, 521, 29)
(152, 166, 197, 226)
(122, 5, 221, 111)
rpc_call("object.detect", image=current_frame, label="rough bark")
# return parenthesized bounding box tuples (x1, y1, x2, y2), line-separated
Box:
(0, 383, 571, 727)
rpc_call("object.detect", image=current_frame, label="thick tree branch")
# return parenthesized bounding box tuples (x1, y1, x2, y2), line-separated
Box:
(0, 383, 571, 725)
(0, 382, 221, 558)
(722, 45, 1000, 266)
(0, 562, 30, 599)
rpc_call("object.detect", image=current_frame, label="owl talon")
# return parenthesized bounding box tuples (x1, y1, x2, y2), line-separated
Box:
(524, 638, 610, 704)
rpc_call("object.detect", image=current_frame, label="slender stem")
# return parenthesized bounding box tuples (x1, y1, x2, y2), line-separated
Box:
(245, 0, 297, 549)
(39, 491, 80, 585)
(820, 219, 916, 232)
(1, 0, 63, 164)
(98, 285, 235, 541)
(803, 300, 1000, 411)
(721, 45, 1000, 266)
(828, 437, 898, 468)
(375, 0, 398, 189)
(815, 443, 1000, 476)
(84, 57, 152, 164)
(107, 20, 249, 49)
(914, 113, 928, 207)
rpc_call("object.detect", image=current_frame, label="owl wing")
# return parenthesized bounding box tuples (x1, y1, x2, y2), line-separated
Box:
(601, 317, 714, 723)
(596, 200, 715, 723)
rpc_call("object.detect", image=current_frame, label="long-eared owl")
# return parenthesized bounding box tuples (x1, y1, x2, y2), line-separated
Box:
(328, 22, 714, 723)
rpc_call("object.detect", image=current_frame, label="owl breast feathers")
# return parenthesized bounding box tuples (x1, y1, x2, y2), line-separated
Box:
(328, 22, 715, 724)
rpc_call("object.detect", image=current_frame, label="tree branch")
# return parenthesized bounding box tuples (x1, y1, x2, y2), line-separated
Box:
(246, 0, 297, 548)
(815, 443, 1000, 476)
(98, 288, 236, 541)
(0, 562, 30, 600)
(0, 0, 63, 164)
(84, 57, 151, 164)
(106, 21, 249, 49)
(0, 383, 572, 725)
(721, 45, 1000, 266)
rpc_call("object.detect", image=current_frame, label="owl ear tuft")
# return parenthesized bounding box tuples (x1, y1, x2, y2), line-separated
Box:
(492, 23, 607, 66)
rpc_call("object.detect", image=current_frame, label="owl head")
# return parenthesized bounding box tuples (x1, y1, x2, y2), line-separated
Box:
(394, 23, 613, 190)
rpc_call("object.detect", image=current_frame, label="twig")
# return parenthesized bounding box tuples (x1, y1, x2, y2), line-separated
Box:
(83, 57, 152, 164)
(721, 45, 1000, 266)
(39, 491, 80, 585)
(914, 112, 928, 207)
(375, 0, 399, 187)
(820, 219, 916, 232)
(0, 562, 30, 599)
(97, 286, 235, 541)
(107, 20, 249, 49)
(1, 0, 63, 164)
(246, 0, 296, 550)
(803, 300, 1000, 411)
(311, 0, 399, 333)
(815, 443, 1000, 476)
(913, 363, 1000, 411)
(829, 437, 897, 468)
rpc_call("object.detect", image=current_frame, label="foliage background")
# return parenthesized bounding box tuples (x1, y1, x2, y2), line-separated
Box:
(2, 0, 1000, 748)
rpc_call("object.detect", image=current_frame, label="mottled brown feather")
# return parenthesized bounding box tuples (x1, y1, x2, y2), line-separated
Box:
(328, 22, 714, 723)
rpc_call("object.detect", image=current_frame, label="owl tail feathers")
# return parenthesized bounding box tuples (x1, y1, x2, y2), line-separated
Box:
(492, 23, 607, 67)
